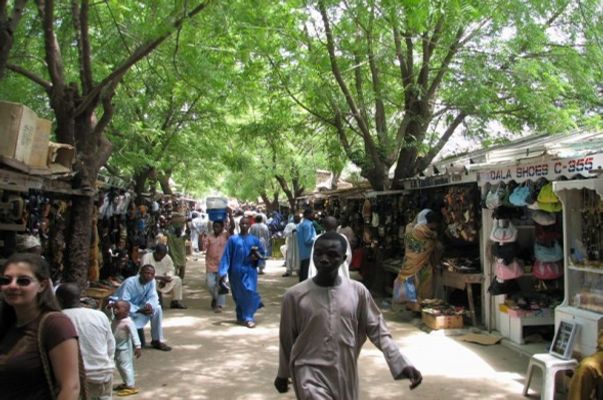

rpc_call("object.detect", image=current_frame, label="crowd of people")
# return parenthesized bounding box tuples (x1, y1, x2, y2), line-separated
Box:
(0, 203, 600, 399)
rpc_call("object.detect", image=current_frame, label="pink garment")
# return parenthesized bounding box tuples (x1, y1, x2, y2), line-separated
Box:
(204, 231, 229, 273)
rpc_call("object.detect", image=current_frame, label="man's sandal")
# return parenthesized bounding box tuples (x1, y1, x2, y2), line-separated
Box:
(113, 383, 127, 391)
(117, 387, 140, 397)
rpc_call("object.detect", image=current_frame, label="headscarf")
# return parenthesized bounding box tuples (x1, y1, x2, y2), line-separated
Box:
(416, 209, 433, 226)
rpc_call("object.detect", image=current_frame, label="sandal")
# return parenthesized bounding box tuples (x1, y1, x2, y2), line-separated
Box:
(117, 387, 140, 397)
(245, 321, 256, 329)
(113, 383, 127, 391)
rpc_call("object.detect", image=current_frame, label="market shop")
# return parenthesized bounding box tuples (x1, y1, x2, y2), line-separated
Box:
(471, 132, 603, 351)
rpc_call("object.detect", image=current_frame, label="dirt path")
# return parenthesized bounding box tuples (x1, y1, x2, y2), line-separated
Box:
(125, 257, 535, 399)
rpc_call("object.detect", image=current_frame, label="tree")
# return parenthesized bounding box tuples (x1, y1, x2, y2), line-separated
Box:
(0, 0, 28, 79)
(5, 0, 212, 284)
(267, 0, 602, 190)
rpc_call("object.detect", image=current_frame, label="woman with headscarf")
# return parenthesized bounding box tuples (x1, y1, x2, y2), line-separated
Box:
(396, 209, 442, 309)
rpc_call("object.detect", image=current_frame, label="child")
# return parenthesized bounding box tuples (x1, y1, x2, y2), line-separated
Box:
(112, 300, 142, 397)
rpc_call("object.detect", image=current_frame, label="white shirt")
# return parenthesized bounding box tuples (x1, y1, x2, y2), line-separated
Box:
(62, 308, 115, 382)
(142, 252, 175, 277)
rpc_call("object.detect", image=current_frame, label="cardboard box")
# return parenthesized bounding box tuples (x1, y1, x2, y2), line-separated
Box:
(0, 101, 50, 168)
(47, 142, 75, 171)
(422, 312, 464, 330)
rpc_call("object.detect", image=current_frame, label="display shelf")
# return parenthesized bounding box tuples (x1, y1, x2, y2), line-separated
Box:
(568, 264, 603, 274)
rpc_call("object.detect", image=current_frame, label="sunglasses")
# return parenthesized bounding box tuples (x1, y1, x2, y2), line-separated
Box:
(0, 275, 36, 287)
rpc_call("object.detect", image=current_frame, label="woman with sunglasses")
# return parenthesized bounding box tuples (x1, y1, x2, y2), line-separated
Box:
(0, 253, 81, 399)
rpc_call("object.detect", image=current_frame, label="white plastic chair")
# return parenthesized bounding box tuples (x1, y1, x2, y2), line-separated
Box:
(523, 353, 578, 400)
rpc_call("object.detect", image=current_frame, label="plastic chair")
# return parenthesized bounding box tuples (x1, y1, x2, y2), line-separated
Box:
(523, 353, 578, 400)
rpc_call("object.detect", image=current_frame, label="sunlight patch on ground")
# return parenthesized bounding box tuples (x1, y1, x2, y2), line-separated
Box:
(161, 316, 206, 328)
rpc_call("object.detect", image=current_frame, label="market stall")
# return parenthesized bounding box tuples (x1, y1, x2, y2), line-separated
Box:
(471, 132, 603, 346)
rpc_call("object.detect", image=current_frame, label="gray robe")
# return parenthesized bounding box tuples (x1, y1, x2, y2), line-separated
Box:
(278, 278, 411, 399)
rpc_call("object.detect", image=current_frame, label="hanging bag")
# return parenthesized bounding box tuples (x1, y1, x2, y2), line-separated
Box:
(489, 219, 518, 244)
(485, 183, 506, 210)
(533, 260, 563, 280)
(537, 182, 562, 213)
(494, 258, 524, 280)
(532, 210, 556, 226)
(534, 241, 563, 262)
(509, 182, 531, 207)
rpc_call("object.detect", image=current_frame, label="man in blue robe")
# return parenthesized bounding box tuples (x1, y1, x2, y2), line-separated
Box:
(113, 264, 172, 351)
(219, 216, 265, 328)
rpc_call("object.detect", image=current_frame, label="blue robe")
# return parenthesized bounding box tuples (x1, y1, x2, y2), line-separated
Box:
(113, 276, 160, 329)
(219, 234, 265, 323)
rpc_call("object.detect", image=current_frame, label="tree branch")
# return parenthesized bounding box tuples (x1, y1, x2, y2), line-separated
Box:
(317, 0, 372, 139)
(35, 0, 65, 87)
(425, 28, 464, 102)
(75, 0, 212, 116)
(416, 112, 466, 172)
(365, 8, 386, 138)
(71, 0, 93, 93)
(6, 63, 52, 90)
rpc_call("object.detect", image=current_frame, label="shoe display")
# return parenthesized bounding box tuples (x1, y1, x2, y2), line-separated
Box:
(170, 300, 187, 309)
(150, 340, 172, 351)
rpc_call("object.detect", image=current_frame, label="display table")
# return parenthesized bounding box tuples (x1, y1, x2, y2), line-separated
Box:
(442, 270, 483, 326)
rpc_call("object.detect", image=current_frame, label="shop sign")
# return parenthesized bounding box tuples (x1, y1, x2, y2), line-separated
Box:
(404, 173, 471, 189)
(481, 153, 603, 183)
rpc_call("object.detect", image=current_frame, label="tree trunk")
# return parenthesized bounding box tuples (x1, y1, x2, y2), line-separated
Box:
(133, 166, 155, 196)
(0, 0, 28, 80)
(158, 172, 172, 195)
(63, 195, 93, 284)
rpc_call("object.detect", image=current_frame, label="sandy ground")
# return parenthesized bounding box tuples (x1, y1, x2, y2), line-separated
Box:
(121, 257, 541, 399)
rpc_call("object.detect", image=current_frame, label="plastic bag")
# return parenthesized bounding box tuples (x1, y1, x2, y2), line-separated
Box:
(393, 276, 417, 304)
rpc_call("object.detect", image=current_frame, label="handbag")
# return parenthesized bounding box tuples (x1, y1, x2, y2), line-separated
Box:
(533, 260, 563, 280)
(509, 183, 531, 207)
(487, 276, 521, 295)
(534, 241, 563, 262)
(535, 223, 561, 243)
(532, 210, 556, 226)
(38, 312, 89, 400)
(489, 219, 518, 244)
(537, 183, 562, 213)
(494, 258, 524, 280)
(491, 242, 519, 265)
(485, 183, 506, 210)
(393, 276, 417, 304)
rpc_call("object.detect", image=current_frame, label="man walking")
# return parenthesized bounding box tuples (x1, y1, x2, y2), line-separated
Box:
(204, 220, 231, 312)
(219, 216, 265, 328)
(250, 215, 271, 275)
(296, 208, 316, 281)
(275, 232, 422, 399)
(56, 283, 116, 400)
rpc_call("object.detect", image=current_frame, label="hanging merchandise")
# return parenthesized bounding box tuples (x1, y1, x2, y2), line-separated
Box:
(535, 223, 561, 243)
(491, 242, 519, 265)
(494, 258, 524, 280)
(532, 210, 557, 226)
(489, 219, 518, 244)
(487, 276, 521, 295)
(509, 181, 532, 207)
(534, 241, 563, 262)
(533, 260, 563, 280)
(362, 198, 372, 223)
(537, 182, 562, 212)
(484, 183, 506, 209)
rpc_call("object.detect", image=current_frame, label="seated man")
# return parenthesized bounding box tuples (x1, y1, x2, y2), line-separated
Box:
(141, 244, 187, 309)
(569, 330, 603, 400)
(113, 264, 172, 351)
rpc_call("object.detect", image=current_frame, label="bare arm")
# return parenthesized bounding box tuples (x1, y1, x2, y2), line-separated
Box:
(49, 338, 80, 400)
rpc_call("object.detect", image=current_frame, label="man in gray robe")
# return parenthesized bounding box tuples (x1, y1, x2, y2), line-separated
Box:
(275, 232, 422, 399)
